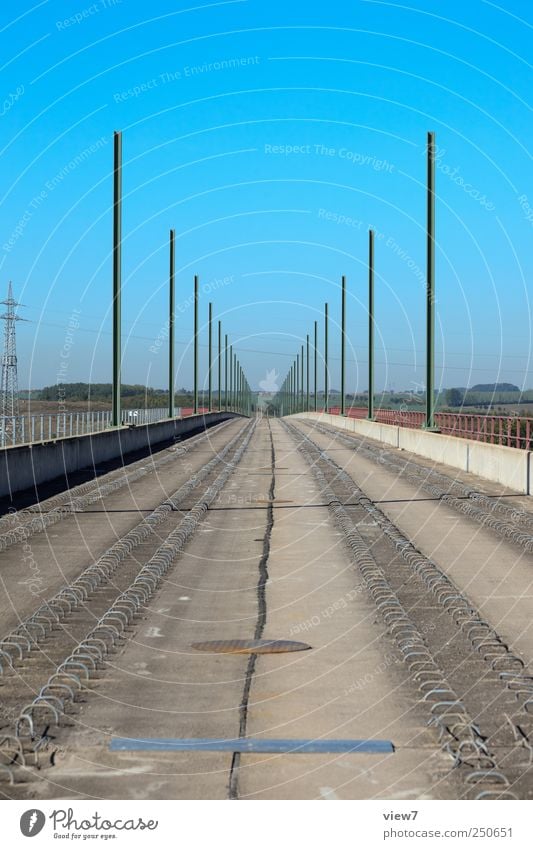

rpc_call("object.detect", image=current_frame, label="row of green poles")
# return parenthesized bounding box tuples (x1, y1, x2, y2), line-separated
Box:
(113, 131, 435, 428)
(276, 316, 321, 415)
(178, 273, 252, 416)
(112, 131, 252, 424)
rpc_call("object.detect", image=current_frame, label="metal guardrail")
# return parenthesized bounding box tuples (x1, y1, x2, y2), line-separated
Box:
(323, 406, 533, 451)
(0, 406, 214, 448)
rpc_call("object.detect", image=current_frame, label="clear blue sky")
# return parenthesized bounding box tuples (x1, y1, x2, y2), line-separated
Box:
(1, 0, 532, 394)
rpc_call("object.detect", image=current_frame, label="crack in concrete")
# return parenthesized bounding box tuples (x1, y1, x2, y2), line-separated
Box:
(228, 418, 275, 800)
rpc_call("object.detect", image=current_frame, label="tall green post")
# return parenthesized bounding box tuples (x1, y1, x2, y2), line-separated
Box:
(208, 302, 212, 412)
(296, 353, 300, 413)
(218, 321, 222, 411)
(229, 344, 233, 410)
(290, 364, 294, 414)
(112, 130, 122, 428)
(224, 334, 228, 411)
(193, 275, 199, 414)
(324, 302, 329, 413)
(300, 345, 304, 411)
(314, 320, 318, 411)
(306, 333, 310, 412)
(368, 230, 375, 420)
(341, 275, 346, 416)
(425, 131, 436, 430)
(168, 228, 175, 419)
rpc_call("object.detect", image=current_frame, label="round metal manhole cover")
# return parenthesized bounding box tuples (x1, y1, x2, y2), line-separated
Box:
(191, 639, 312, 654)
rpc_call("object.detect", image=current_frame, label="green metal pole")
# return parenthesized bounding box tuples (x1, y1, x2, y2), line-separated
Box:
(218, 321, 222, 411)
(341, 274, 346, 416)
(300, 345, 304, 411)
(229, 345, 233, 410)
(168, 228, 175, 419)
(208, 302, 212, 412)
(296, 353, 300, 412)
(290, 367, 293, 414)
(290, 364, 294, 414)
(426, 131, 436, 430)
(112, 130, 122, 428)
(306, 333, 310, 412)
(224, 334, 228, 411)
(193, 275, 199, 414)
(324, 302, 329, 413)
(314, 320, 317, 411)
(368, 230, 375, 420)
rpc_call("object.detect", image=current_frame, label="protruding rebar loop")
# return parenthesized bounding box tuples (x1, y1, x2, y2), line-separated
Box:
(42, 682, 75, 702)
(0, 734, 26, 766)
(15, 713, 34, 738)
(4, 420, 257, 759)
(475, 791, 518, 800)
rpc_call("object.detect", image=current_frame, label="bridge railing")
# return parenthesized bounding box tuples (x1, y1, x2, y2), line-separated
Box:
(320, 407, 533, 451)
(0, 406, 213, 447)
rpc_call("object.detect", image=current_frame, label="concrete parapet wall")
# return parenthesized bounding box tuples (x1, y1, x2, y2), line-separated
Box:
(398, 426, 469, 469)
(467, 439, 529, 493)
(290, 412, 531, 494)
(0, 413, 241, 499)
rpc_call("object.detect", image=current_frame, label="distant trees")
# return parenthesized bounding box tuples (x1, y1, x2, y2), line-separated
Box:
(446, 388, 464, 407)
(37, 383, 194, 409)
(471, 383, 519, 392)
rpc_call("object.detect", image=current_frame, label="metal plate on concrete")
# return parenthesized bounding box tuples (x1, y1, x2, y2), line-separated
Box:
(110, 737, 394, 754)
(191, 639, 311, 654)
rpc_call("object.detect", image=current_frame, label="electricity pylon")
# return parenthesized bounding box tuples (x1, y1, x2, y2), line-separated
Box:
(1, 282, 26, 443)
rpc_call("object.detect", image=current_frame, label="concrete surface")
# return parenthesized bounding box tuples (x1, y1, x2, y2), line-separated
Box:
(12, 419, 460, 800)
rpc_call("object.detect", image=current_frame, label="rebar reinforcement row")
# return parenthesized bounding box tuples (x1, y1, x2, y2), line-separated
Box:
(0, 417, 236, 550)
(284, 419, 520, 800)
(298, 417, 533, 551)
(0, 419, 249, 674)
(293, 420, 533, 716)
(0, 419, 257, 783)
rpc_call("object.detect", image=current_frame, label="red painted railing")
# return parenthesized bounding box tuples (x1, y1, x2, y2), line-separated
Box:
(180, 407, 210, 417)
(318, 407, 533, 451)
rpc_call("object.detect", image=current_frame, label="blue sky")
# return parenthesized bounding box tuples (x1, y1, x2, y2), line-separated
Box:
(1, 0, 532, 394)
